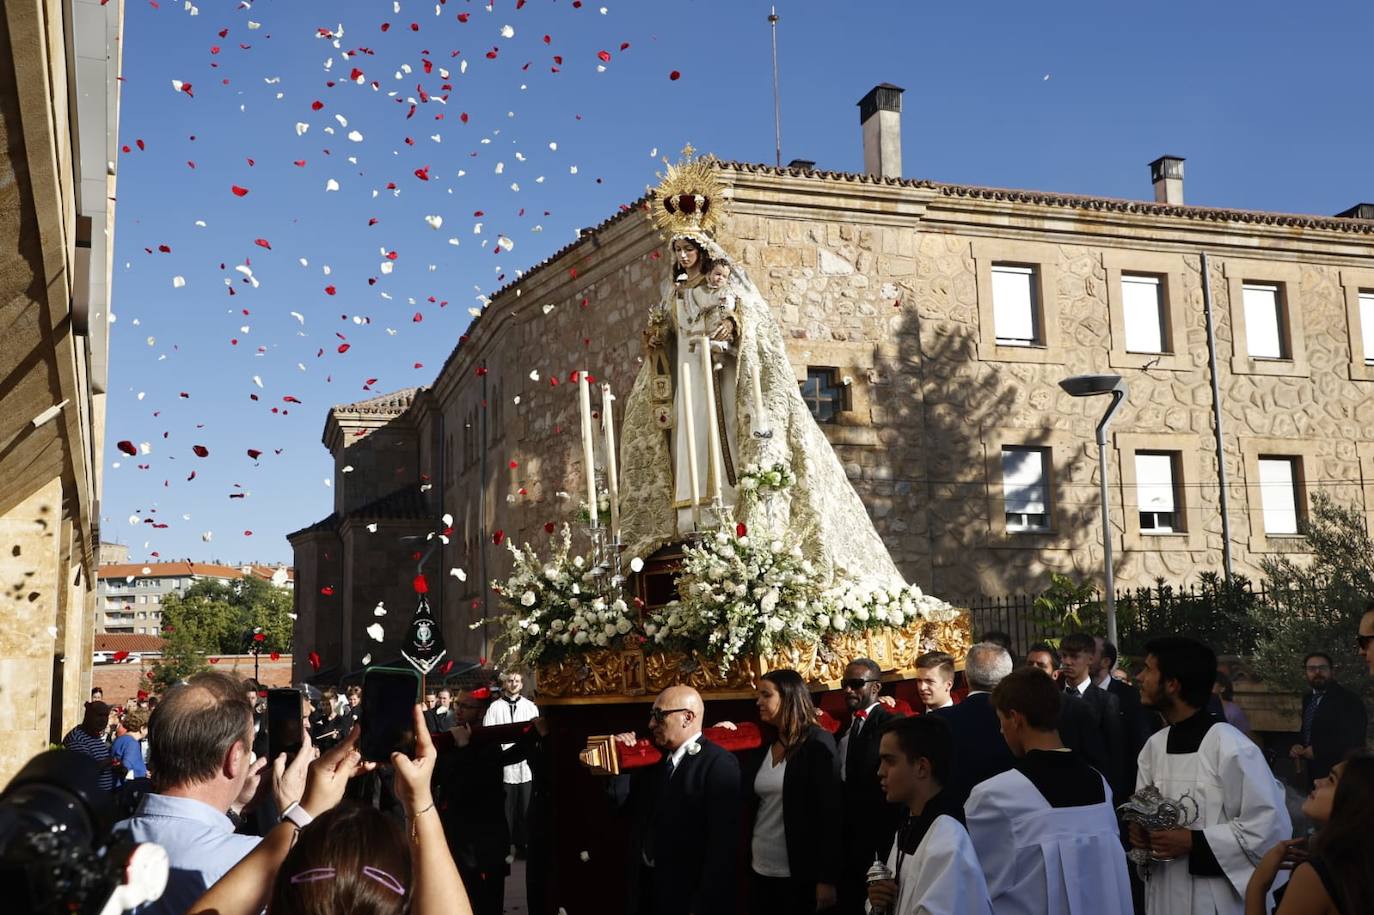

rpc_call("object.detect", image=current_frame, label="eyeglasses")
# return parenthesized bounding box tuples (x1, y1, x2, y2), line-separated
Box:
(648, 707, 691, 724)
(841, 678, 879, 691)
(1356, 634, 1374, 651)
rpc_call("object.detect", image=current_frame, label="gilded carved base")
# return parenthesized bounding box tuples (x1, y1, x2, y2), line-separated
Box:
(537, 611, 972, 704)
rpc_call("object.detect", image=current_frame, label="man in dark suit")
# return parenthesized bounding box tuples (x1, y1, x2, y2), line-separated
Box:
(1059, 632, 1127, 802)
(836, 657, 906, 915)
(1290, 651, 1368, 790)
(611, 685, 741, 915)
(933, 642, 1016, 804)
(1094, 637, 1154, 787)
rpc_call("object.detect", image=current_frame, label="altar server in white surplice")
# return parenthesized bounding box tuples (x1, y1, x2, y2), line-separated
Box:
(1132, 637, 1291, 915)
(965, 667, 1133, 915)
(867, 716, 992, 915)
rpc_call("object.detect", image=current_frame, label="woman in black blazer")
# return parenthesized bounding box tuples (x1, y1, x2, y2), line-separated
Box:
(745, 668, 843, 914)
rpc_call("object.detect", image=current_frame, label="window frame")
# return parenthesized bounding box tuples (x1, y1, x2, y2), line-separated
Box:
(1223, 259, 1308, 378)
(798, 366, 850, 424)
(1239, 437, 1316, 553)
(1103, 250, 1190, 372)
(1115, 434, 1204, 552)
(1000, 445, 1052, 534)
(1340, 268, 1374, 381)
(990, 264, 1042, 348)
(981, 430, 1080, 550)
(972, 239, 1064, 365)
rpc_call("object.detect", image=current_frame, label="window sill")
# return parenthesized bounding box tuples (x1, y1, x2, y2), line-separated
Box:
(1230, 355, 1309, 378)
(977, 341, 1066, 365)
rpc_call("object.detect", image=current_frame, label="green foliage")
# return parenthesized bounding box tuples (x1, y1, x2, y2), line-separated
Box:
(1252, 492, 1374, 697)
(151, 626, 208, 693)
(159, 576, 294, 656)
(1116, 573, 1258, 658)
(1030, 573, 1102, 646)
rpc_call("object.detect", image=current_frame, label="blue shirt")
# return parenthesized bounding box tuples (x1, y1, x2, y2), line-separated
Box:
(116, 793, 260, 915)
(111, 734, 147, 779)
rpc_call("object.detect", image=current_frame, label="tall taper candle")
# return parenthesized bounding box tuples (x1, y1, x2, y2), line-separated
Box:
(698, 337, 725, 502)
(680, 361, 701, 527)
(578, 372, 598, 527)
(601, 383, 621, 542)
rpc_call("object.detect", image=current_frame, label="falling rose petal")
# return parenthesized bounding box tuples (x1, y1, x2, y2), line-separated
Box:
(192, 445, 209, 457)
(374, 602, 387, 616)
(544, 522, 556, 534)
(270, 651, 280, 661)
(449, 567, 467, 581)
(117, 440, 138, 456)
(670, 70, 681, 81)
(172, 275, 186, 288)
(254, 238, 272, 250)
(366, 623, 385, 642)
(361, 653, 373, 665)
(308, 651, 321, 672)
(247, 449, 262, 459)
(321, 585, 335, 596)
(230, 184, 249, 197)
(492, 530, 505, 545)
(596, 50, 611, 62)
(413, 574, 429, 594)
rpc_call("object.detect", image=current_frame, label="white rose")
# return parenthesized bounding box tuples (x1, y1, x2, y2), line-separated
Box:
(550, 619, 565, 631)
(594, 633, 609, 647)
(854, 607, 870, 622)
(833, 616, 849, 632)
(527, 623, 541, 636)
(768, 617, 784, 632)
(574, 630, 589, 645)
(612, 598, 628, 613)
(645, 623, 658, 636)
(615, 618, 632, 635)
(560, 633, 571, 644)
(816, 613, 831, 630)
(760, 590, 779, 613)
(520, 591, 536, 607)
(740, 477, 758, 491)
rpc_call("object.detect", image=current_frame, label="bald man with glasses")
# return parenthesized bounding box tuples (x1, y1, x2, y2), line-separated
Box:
(611, 685, 741, 915)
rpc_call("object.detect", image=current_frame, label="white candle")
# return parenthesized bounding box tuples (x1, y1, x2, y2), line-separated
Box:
(601, 383, 621, 542)
(750, 360, 767, 432)
(698, 337, 725, 502)
(578, 372, 598, 527)
(680, 361, 702, 526)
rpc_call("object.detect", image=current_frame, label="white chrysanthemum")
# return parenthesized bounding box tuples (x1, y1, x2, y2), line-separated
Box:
(520, 591, 536, 607)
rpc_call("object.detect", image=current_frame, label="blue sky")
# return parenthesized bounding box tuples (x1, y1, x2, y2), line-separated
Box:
(106, 0, 1374, 564)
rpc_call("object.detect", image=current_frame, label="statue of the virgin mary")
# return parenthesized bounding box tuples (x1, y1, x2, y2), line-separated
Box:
(619, 150, 905, 590)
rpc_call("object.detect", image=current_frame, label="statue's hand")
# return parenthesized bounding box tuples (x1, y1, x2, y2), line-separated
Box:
(643, 325, 665, 350)
(709, 317, 737, 343)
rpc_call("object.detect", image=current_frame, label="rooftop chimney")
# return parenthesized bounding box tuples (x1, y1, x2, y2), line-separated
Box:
(858, 84, 904, 179)
(1149, 155, 1185, 205)
(1336, 203, 1374, 220)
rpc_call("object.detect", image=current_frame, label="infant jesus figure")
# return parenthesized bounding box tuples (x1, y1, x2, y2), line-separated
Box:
(700, 261, 739, 354)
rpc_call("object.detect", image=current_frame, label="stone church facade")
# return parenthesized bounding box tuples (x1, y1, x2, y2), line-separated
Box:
(290, 128, 1374, 680)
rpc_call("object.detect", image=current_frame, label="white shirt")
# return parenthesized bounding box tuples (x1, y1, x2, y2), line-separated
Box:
(668, 733, 700, 770)
(1067, 675, 1091, 696)
(926, 698, 954, 712)
(838, 702, 880, 782)
(751, 753, 790, 877)
(872, 815, 993, 915)
(1094, 672, 1113, 691)
(482, 692, 539, 784)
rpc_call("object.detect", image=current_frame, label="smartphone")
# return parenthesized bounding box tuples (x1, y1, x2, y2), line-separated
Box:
(266, 688, 305, 760)
(358, 667, 420, 762)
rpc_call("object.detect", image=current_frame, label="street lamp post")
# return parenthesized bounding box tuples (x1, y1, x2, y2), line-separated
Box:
(1058, 374, 1128, 646)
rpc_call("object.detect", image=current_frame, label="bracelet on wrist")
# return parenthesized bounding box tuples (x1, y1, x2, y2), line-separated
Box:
(408, 801, 437, 842)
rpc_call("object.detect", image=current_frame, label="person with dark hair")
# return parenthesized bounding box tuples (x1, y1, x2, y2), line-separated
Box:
(63, 701, 116, 792)
(112, 707, 150, 783)
(1133, 636, 1290, 915)
(1212, 673, 1256, 743)
(836, 657, 905, 915)
(1288, 651, 1366, 792)
(933, 642, 1016, 804)
(1024, 642, 1060, 677)
(913, 651, 957, 713)
(1247, 749, 1374, 915)
(866, 717, 992, 915)
(188, 705, 472, 915)
(1058, 632, 1126, 801)
(979, 630, 1013, 653)
(964, 668, 1132, 914)
(1093, 634, 1155, 789)
(117, 671, 316, 915)
(745, 669, 842, 915)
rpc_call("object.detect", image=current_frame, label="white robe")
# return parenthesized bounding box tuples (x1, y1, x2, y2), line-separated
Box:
(965, 769, 1132, 915)
(672, 280, 739, 533)
(481, 694, 539, 784)
(868, 815, 993, 915)
(1136, 720, 1291, 915)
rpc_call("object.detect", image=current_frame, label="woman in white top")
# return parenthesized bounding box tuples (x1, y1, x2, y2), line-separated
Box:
(745, 669, 842, 914)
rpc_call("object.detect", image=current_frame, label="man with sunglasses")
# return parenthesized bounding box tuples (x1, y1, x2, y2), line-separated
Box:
(836, 658, 906, 915)
(611, 685, 741, 915)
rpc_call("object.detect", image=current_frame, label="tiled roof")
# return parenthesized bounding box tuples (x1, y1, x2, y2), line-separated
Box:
(330, 388, 421, 417)
(93, 633, 166, 652)
(97, 562, 247, 580)
(287, 486, 432, 540)
(246, 565, 295, 583)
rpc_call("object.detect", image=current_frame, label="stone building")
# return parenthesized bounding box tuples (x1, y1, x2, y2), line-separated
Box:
(96, 561, 294, 635)
(0, 0, 123, 781)
(290, 85, 1374, 681)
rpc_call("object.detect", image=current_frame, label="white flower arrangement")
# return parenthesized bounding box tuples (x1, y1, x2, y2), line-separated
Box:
(479, 523, 638, 667)
(735, 461, 796, 497)
(647, 526, 823, 669)
(818, 579, 960, 635)
(575, 487, 613, 524)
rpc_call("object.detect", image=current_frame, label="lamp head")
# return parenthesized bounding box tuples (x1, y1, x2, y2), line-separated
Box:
(1058, 374, 1126, 397)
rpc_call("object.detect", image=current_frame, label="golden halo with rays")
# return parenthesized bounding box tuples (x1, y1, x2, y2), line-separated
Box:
(648, 144, 727, 238)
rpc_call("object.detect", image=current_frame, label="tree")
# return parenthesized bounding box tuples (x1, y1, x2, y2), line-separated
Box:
(159, 576, 294, 656)
(1252, 492, 1374, 699)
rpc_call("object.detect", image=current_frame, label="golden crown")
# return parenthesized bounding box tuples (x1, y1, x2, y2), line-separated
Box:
(648, 145, 726, 237)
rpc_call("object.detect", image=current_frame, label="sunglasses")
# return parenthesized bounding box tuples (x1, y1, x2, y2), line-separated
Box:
(1357, 634, 1374, 651)
(841, 678, 879, 691)
(648, 707, 691, 724)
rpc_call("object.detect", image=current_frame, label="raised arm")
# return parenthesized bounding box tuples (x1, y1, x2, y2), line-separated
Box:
(393, 703, 473, 915)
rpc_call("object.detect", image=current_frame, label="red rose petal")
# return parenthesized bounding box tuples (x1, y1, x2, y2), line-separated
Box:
(413, 574, 429, 594)
(492, 530, 505, 545)
(192, 444, 209, 457)
(736, 522, 748, 538)
(230, 184, 249, 197)
(670, 70, 681, 81)
(308, 651, 321, 672)
(117, 440, 138, 456)
(321, 585, 335, 596)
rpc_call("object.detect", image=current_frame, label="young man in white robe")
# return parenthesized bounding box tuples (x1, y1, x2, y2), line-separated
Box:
(965, 667, 1133, 915)
(867, 715, 992, 915)
(1132, 636, 1291, 915)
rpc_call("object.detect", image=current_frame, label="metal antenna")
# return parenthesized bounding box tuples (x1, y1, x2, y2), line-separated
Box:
(769, 4, 782, 167)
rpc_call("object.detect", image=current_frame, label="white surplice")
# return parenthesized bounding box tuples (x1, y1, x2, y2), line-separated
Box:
(870, 815, 993, 915)
(481, 693, 539, 784)
(1135, 720, 1291, 915)
(965, 770, 1132, 915)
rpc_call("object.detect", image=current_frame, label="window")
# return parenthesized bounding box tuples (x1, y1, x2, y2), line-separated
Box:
(1257, 456, 1302, 535)
(1361, 291, 1374, 366)
(1243, 283, 1287, 359)
(799, 368, 847, 423)
(1135, 452, 1178, 533)
(1122, 275, 1167, 354)
(991, 265, 1040, 346)
(1001, 447, 1050, 532)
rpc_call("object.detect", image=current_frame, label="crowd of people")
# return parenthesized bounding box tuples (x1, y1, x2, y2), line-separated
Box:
(49, 603, 1374, 915)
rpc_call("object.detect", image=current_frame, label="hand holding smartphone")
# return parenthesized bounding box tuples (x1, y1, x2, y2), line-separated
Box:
(266, 688, 305, 760)
(358, 667, 421, 762)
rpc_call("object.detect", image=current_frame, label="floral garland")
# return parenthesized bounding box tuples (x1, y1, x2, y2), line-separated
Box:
(735, 461, 795, 498)
(818, 579, 960, 635)
(646, 526, 825, 669)
(481, 524, 637, 667)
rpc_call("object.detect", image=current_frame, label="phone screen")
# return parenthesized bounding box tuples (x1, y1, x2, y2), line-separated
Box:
(358, 668, 419, 762)
(266, 688, 304, 760)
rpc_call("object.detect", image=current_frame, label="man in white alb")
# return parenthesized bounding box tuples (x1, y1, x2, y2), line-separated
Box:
(483, 670, 539, 858)
(1132, 636, 1291, 915)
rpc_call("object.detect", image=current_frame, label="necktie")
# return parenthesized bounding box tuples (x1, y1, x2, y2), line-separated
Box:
(1302, 692, 1323, 745)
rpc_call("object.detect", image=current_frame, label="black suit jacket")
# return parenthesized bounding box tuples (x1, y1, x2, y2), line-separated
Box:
(744, 725, 843, 885)
(611, 736, 741, 915)
(838, 704, 906, 863)
(932, 693, 1015, 804)
(1063, 682, 1126, 801)
(1105, 678, 1151, 789)
(1304, 682, 1368, 783)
